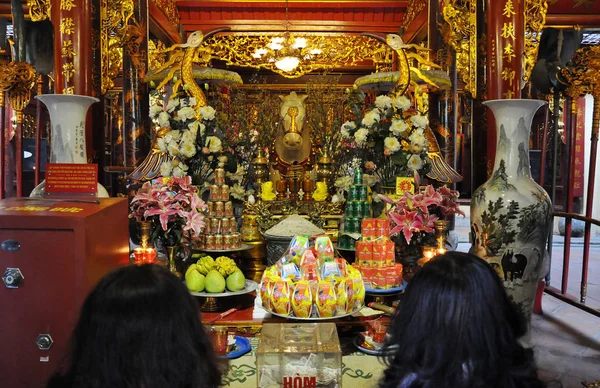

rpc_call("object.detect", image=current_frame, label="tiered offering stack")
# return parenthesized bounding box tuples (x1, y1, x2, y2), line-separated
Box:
(197, 168, 241, 250)
(354, 218, 403, 289)
(338, 170, 371, 249)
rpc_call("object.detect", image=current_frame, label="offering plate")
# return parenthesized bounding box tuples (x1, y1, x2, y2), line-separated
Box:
(189, 279, 258, 312)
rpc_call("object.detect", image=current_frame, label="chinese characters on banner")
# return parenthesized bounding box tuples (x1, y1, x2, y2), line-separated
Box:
(499, 0, 520, 99)
(58, 0, 77, 94)
(573, 98, 586, 197)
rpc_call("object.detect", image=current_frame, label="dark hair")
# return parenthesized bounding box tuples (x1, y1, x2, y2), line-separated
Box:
(380, 251, 544, 388)
(48, 264, 222, 388)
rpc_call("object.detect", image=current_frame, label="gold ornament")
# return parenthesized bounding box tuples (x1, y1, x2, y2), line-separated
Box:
(100, 0, 134, 93)
(442, 0, 477, 97)
(27, 0, 51, 21)
(561, 45, 600, 140)
(523, 0, 549, 84)
(203, 34, 392, 79)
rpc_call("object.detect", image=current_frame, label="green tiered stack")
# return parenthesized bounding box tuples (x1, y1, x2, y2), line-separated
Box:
(338, 169, 371, 249)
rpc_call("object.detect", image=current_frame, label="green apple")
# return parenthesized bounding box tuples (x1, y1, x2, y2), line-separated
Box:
(226, 270, 246, 292)
(205, 270, 226, 293)
(185, 269, 205, 292)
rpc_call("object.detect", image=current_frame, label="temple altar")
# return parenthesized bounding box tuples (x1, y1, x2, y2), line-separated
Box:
(1, 0, 600, 387)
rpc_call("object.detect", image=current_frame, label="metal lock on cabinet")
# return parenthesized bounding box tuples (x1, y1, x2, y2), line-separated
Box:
(2, 268, 24, 288)
(35, 334, 53, 350)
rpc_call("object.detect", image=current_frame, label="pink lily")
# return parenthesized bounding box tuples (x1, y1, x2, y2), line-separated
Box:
(144, 200, 183, 231)
(190, 192, 208, 212)
(389, 210, 422, 244)
(183, 211, 206, 236)
(378, 193, 395, 204)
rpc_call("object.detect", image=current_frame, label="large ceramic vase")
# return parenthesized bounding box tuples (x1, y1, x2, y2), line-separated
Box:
(30, 94, 109, 197)
(469, 99, 551, 337)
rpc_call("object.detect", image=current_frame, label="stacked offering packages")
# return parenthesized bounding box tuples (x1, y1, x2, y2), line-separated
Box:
(338, 170, 371, 249)
(260, 236, 365, 318)
(354, 218, 403, 289)
(197, 168, 241, 250)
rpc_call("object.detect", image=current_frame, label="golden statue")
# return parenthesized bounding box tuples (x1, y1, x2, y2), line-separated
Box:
(270, 92, 314, 196)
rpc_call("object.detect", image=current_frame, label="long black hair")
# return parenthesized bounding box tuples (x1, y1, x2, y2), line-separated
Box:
(380, 251, 544, 388)
(48, 264, 223, 388)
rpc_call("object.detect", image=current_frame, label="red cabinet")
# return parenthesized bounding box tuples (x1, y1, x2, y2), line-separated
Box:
(0, 198, 130, 388)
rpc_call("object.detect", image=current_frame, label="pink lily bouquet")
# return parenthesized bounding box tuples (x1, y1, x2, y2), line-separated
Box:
(380, 177, 464, 246)
(130, 176, 208, 247)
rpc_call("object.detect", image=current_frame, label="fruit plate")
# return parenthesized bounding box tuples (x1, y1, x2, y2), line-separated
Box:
(365, 280, 408, 294)
(189, 279, 258, 298)
(195, 244, 253, 254)
(267, 305, 363, 321)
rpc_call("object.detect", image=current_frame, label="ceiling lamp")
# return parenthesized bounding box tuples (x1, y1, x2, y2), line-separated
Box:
(251, 0, 322, 74)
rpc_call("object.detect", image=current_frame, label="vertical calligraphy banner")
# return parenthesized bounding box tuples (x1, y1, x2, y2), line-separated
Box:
(485, 0, 525, 175)
(573, 98, 586, 197)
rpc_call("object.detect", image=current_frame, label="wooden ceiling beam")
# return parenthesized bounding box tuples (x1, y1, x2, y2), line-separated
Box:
(546, 14, 600, 27)
(182, 19, 402, 33)
(177, 1, 408, 8)
(149, 0, 183, 44)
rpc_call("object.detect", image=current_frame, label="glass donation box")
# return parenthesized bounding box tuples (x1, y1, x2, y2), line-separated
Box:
(257, 323, 342, 388)
(0, 198, 130, 387)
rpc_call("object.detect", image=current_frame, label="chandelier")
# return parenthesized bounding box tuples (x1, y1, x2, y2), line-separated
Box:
(251, 0, 323, 73)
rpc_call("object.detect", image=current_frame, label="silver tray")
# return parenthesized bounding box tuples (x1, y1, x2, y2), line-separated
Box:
(189, 279, 258, 298)
(194, 244, 253, 254)
(267, 305, 363, 321)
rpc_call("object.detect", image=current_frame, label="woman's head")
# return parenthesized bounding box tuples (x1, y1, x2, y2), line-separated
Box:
(381, 252, 542, 388)
(51, 264, 222, 388)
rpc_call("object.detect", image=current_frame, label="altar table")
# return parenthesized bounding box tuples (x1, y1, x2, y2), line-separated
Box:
(200, 295, 390, 387)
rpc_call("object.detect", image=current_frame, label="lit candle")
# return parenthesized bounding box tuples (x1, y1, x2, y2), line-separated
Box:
(423, 248, 436, 260)
(143, 247, 157, 263)
(437, 247, 447, 256)
(132, 247, 145, 264)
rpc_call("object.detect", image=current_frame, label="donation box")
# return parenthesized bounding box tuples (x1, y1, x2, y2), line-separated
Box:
(0, 198, 130, 387)
(257, 323, 342, 388)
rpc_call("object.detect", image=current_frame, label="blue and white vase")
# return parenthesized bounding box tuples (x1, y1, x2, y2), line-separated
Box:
(470, 99, 551, 329)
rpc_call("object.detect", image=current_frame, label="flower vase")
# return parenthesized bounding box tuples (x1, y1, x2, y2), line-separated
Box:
(166, 245, 182, 278)
(251, 149, 269, 196)
(469, 99, 551, 340)
(393, 233, 436, 281)
(30, 94, 109, 198)
(316, 150, 333, 183)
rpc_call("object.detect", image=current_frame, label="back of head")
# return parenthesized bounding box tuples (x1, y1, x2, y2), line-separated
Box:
(48, 264, 222, 388)
(380, 252, 543, 388)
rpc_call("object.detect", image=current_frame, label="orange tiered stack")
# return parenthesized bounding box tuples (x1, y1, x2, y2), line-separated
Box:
(354, 218, 403, 289)
(197, 168, 241, 250)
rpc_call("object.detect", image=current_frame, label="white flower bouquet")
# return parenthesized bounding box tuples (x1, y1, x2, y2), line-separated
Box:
(150, 94, 227, 184)
(341, 93, 430, 186)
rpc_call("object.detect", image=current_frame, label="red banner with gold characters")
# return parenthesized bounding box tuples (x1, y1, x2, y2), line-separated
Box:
(573, 98, 586, 197)
(51, 0, 92, 95)
(487, 0, 524, 100)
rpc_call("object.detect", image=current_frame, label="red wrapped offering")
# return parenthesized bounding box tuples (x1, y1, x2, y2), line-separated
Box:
(355, 241, 373, 266)
(377, 219, 391, 238)
(361, 219, 378, 239)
